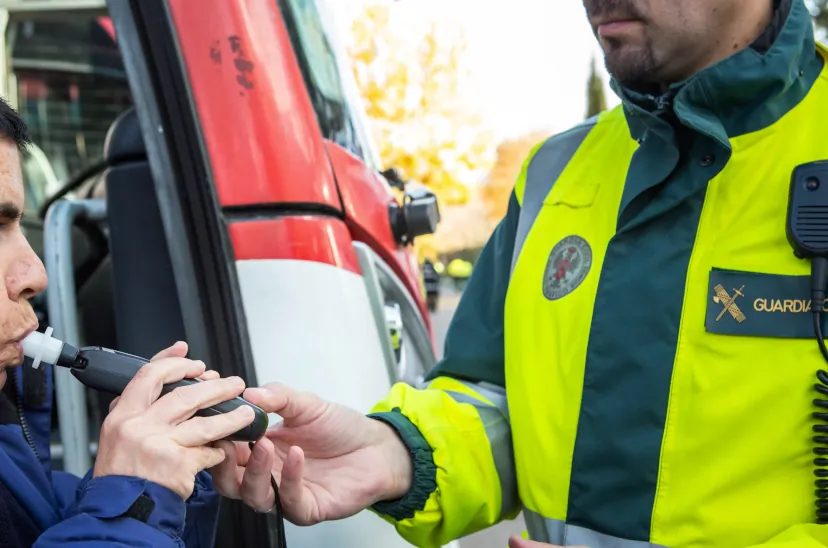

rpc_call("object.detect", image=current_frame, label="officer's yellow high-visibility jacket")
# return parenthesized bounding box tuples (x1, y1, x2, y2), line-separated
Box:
(369, 1, 828, 547)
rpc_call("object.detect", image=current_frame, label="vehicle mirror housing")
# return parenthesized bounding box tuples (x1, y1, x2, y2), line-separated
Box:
(388, 187, 441, 245)
(381, 168, 406, 190)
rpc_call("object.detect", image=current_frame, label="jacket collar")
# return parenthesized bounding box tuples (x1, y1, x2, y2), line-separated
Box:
(612, 0, 823, 147)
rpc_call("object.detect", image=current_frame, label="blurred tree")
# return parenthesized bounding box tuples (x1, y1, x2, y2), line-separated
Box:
(346, 3, 495, 207)
(813, 0, 828, 31)
(586, 56, 607, 119)
(479, 131, 550, 222)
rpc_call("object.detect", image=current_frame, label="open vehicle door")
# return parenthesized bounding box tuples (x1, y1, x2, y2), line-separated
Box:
(0, 0, 447, 546)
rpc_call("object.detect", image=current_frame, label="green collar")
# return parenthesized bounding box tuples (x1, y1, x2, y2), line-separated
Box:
(611, 0, 824, 148)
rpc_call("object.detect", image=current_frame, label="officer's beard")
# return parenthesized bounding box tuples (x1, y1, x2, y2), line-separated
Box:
(584, 0, 661, 92)
(601, 36, 660, 92)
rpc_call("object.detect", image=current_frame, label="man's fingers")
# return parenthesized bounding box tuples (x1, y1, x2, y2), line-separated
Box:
(195, 445, 227, 473)
(244, 383, 321, 422)
(173, 406, 255, 446)
(210, 440, 243, 499)
(108, 396, 120, 413)
(200, 370, 221, 381)
(116, 358, 206, 416)
(150, 376, 246, 424)
(151, 341, 189, 361)
(240, 437, 277, 511)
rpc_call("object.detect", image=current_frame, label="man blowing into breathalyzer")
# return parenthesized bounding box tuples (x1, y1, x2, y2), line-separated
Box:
(0, 98, 259, 547)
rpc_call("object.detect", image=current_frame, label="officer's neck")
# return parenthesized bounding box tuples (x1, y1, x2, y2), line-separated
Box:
(656, 0, 777, 92)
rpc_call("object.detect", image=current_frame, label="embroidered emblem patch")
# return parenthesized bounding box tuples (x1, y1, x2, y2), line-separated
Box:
(706, 268, 828, 338)
(542, 235, 592, 301)
(712, 283, 747, 323)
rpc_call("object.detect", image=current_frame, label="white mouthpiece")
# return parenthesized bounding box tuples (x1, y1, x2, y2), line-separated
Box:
(21, 328, 63, 369)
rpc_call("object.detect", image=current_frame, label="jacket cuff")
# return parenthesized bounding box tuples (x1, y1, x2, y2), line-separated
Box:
(368, 408, 437, 520)
(184, 471, 220, 522)
(76, 475, 186, 538)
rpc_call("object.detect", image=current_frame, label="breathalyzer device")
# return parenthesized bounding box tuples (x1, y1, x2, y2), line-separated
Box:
(20, 329, 269, 442)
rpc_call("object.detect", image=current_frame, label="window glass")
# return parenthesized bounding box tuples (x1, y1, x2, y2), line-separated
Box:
(279, 0, 381, 169)
(8, 16, 132, 213)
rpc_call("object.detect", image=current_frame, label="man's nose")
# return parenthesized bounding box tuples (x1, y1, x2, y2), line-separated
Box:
(6, 240, 48, 300)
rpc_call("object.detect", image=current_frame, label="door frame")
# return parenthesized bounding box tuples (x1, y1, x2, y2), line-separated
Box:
(106, 0, 276, 545)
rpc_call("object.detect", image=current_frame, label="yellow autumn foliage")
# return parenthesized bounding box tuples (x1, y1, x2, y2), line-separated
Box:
(345, 2, 495, 208)
(479, 131, 551, 222)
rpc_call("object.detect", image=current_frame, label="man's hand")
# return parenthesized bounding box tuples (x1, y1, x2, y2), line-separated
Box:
(508, 536, 589, 548)
(94, 342, 256, 500)
(210, 382, 413, 526)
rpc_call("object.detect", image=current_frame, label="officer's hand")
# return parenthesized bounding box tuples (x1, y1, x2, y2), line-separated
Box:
(94, 341, 256, 500)
(508, 537, 589, 548)
(210, 383, 412, 525)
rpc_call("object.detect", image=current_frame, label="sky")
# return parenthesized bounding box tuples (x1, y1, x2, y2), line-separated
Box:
(325, 0, 621, 142)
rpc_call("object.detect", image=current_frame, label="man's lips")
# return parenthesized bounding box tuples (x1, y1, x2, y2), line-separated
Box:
(11, 325, 38, 363)
(593, 15, 643, 37)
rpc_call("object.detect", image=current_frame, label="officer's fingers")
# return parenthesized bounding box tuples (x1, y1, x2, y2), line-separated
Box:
(507, 537, 548, 548)
(279, 446, 316, 524)
(151, 341, 189, 361)
(235, 440, 253, 467)
(240, 438, 277, 511)
(210, 440, 244, 499)
(108, 396, 120, 413)
(507, 538, 576, 548)
(116, 358, 206, 416)
(244, 384, 322, 422)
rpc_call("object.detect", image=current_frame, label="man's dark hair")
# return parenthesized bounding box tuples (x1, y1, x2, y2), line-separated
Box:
(0, 97, 31, 152)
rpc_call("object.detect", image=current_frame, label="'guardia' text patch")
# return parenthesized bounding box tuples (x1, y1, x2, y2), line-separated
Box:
(706, 268, 828, 338)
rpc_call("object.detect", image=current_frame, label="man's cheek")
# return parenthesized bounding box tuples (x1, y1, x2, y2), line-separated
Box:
(0, 344, 23, 367)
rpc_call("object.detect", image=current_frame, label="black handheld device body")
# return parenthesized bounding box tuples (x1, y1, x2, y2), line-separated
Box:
(72, 347, 269, 442)
(787, 160, 828, 524)
(22, 331, 269, 442)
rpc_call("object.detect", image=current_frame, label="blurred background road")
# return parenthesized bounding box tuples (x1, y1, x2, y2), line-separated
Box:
(430, 290, 526, 548)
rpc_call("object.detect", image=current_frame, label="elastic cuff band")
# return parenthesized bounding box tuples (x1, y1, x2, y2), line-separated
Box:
(368, 408, 437, 521)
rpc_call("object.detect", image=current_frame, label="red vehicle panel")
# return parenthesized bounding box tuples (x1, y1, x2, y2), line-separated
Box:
(167, 0, 341, 210)
(229, 217, 361, 274)
(326, 143, 431, 328)
(169, 0, 433, 335)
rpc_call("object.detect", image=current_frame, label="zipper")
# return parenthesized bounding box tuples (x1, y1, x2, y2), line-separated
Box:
(655, 91, 674, 113)
(8, 367, 40, 460)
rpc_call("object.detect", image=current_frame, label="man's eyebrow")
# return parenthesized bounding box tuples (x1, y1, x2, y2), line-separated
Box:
(0, 202, 22, 220)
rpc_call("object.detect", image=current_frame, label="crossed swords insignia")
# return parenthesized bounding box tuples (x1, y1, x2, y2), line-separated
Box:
(712, 284, 746, 323)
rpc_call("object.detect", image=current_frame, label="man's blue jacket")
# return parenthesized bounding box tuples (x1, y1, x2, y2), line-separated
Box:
(0, 362, 220, 547)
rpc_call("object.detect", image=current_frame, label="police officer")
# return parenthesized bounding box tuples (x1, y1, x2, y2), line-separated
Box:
(215, 0, 828, 546)
(423, 258, 441, 311)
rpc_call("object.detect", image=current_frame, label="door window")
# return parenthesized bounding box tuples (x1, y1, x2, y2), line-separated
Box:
(8, 16, 132, 213)
(278, 0, 381, 170)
